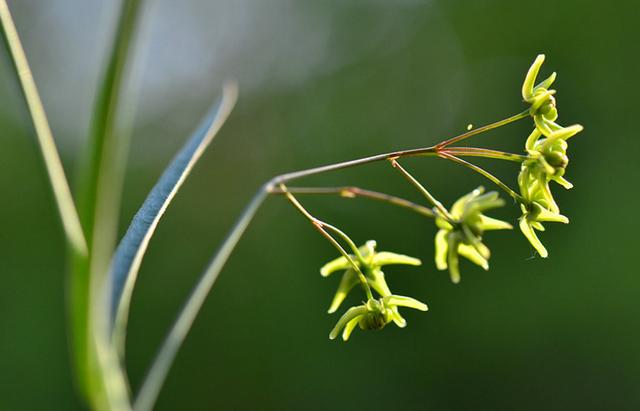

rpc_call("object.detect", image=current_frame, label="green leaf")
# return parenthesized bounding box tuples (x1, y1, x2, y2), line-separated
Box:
(109, 85, 237, 353)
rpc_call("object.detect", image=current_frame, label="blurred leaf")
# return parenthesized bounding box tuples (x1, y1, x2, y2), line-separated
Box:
(0, 0, 86, 254)
(109, 83, 238, 354)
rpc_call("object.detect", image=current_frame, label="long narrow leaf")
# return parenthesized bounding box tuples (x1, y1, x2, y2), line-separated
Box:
(109, 83, 238, 351)
(0, 0, 87, 254)
(67, 0, 145, 406)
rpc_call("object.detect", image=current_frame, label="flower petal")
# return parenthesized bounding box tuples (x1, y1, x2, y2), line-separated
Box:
(342, 317, 361, 341)
(329, 305, 368, 340)
(519, 217, 548, 258)
(480, 215, 513, 231)
(327, 269, 359, 314)
(434, 229, 449, 270)
(458, 243, 489, 270)
(525, 128, 543, 151)
(534, 71, 557, 91)
(371, 252, 421, 267)
(385, 295, 428, 312)
(534, 115, 554, 137)
(447, 234, 461, 283)
(367, 269, 392, 297)
(536, 207, 569, 224)
(320, 255, 354, 277)
(548, 124, 583, 142)
(552, 175, 573, 190)
(522, 54, 545, 101)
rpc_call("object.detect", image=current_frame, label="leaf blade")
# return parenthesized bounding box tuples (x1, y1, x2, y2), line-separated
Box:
(109, 84, 238, 349)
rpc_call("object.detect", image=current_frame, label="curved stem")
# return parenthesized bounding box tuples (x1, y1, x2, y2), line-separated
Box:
(438, 152, 524, 202)
(390, 160, 454, 222)
(269, 186, 435, 218)
(436, 109, 529, 149)
(134, 185, 269, 411)
(278, 185, 373, 299)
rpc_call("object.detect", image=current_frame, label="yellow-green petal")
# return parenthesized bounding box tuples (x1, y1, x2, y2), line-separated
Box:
(534, 115, 554, 137)
(385, 295, 428, 312)
(447, 234, 461, 283)
(329, 305, 367, 340)
(525, 128, 543, 151)
(552, 175, 573, 189)
(327, 269, 359, 314)
(320, 255, 354, 277)
(342, 317, 361, 341)
(367, 268, 392, 297)
(534, 71, 557, 91)
(522, 54, 545, 101)
(371, 252, 421, 267)
(434, 229, 449, 270)
(536, 207, 569, 224)
(458, 243, 489, 270)
(480, 215, 513, 231)
(519, 217, 548, 258)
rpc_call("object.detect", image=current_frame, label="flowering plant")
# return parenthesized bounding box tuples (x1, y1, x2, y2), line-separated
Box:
(0, 0, 582, 402)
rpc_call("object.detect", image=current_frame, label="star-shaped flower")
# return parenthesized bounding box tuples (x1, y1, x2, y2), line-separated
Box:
(329, 295, 428, 341)
(320, 240, 421, 315)
(434, 187, 512, 283)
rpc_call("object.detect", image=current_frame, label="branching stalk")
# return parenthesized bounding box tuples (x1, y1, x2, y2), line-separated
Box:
(390, 159, 455, 222)
(279, 185, 373, 298)
(438, 152, 523, 202)
(269, 186, 436, 218)
(135, 110, 531, 409)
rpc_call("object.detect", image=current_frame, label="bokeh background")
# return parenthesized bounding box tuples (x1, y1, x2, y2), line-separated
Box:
(1, 0, 639, 409)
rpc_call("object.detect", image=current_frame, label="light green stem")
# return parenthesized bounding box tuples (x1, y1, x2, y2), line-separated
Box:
(0, 0, 87, 255)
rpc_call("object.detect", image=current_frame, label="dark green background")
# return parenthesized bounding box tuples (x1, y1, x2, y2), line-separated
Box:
(1, 0, 638, 409)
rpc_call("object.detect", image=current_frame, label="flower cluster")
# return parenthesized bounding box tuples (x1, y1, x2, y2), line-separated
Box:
(518, 55, 583, 257)
(434, 187, 512, 283)
(311, 54, 582, 342)
(321, 240, 427, 340)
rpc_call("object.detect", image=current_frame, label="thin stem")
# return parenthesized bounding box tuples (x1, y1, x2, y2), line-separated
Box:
(438, 152, 524, 202)
(269, 186, 435, 218)
(390, 159, 454, 222)
(436, 109, 529, 149)
(136, 109, 530, 407)
(442, 147, 528, 162)
(134, 186, 269, 411)
(279, 185, 373, 300)
(0, 0, 87, 255)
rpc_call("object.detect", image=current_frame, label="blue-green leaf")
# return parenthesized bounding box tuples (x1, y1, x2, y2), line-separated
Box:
(108, 83, 237, 348)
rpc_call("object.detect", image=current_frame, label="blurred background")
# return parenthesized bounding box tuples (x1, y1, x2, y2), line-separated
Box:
(1, 0, 638, 409)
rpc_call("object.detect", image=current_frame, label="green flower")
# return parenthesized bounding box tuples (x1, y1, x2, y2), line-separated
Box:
(329, 295, 428, 341)
(522, 54, 559, 135)
(518, 125, 582, 257)
(320, 240, 421, 314)
(434, 187, 512, 283)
